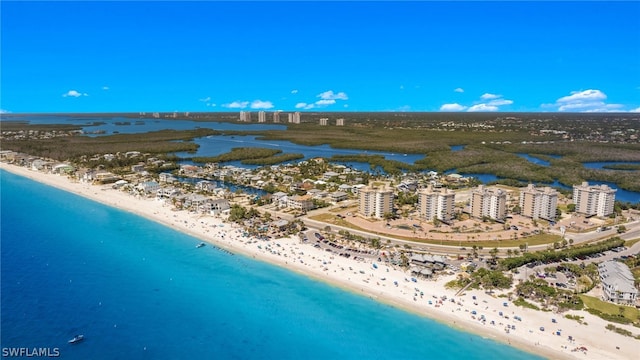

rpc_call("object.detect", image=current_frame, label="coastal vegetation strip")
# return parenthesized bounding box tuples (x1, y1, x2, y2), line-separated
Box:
(192, 147, 281, 163)
(579, 295, 640, 325)
(0, 128, 219, 160)
(499, 238, 625, 270)
(191, 147, 304, 165)
(241, 153, 304, 165)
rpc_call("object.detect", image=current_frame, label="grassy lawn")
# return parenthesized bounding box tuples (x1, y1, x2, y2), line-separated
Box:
(579, 295, 640, 323)
(625, 238, 640, 248)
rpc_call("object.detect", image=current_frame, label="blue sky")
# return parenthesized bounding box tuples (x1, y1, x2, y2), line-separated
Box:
(1, 1, 639, 113)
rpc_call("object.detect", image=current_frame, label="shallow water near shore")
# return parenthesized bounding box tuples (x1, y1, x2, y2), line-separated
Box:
(1, 170, 542, 359)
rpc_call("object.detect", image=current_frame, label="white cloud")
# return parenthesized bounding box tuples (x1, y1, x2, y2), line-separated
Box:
(315, 99, 336, 106)
(206, 103, 216, 107)
(317, 90, 348, 100)
(557, 89, 606, 104)
(62, 90, 88, 97)
(551, 89, 630, 112)
(223, 101, 249, 109)
(630, 107, 640, 113)
(291, 89, 298, 94)
(250, 100, 274, 109)
(488, 99, 513, 106)
(454, 88, 464, 93)
(467, 104, 499, 112)
(439, 103, 467, 112)
(295, 102, 309, 109)
(102, 86, 109, 90)
(199, 96, 211, 102)
(480, 93, 500, 100)
(0, 109, 10, 114)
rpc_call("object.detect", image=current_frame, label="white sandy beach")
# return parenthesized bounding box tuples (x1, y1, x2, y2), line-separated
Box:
(2, 162, 638, 360)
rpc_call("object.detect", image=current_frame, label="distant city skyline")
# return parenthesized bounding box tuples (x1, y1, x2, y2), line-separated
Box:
(1, 1, 639, 114)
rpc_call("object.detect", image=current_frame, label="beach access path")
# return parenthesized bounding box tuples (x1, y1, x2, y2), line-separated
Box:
(2, 162, 638, 360)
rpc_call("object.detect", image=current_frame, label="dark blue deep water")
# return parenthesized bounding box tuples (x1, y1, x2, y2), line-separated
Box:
(0, 170, 541, 359)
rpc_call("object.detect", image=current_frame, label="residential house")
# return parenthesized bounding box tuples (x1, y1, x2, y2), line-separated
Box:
(288, 195, 315, 212)
(599, 261, 638, 305)
(329, 191, 348, 203)
(159, 172, 177, 183)
(137, 181, 160, 195)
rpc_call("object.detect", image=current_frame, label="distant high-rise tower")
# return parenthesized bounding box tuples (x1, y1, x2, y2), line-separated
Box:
(336, 118, 345, 126)
(258, 111, 266, 123)
(470, 185, 507, 221)
(520, 184, 558, 220)
(319, 118, 328, 126)
(293, 112, 301, 124)
(573, 182, 616, 217)
(239, 111, 252, 122)
(273, 112, 280, 123)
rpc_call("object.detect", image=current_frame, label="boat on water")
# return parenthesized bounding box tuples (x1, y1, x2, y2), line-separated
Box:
(196, 242, 206, 248)
(68, 335, 84, 344)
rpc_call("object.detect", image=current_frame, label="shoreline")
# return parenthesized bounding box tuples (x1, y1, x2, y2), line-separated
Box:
(2, 162, 637, 360)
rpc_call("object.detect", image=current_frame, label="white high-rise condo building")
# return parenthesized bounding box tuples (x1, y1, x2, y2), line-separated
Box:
(336, 118, 345, 126)
(258, 111, 266, 123)
(359, 185, 394, 219)
(519, 184, 558, 221)
(573, 181, 616, 217)
(470, 185, 507, 221)
(417, 185, 455, 223)
(239, 111, 251, 122)
(273, 112, 280, 123)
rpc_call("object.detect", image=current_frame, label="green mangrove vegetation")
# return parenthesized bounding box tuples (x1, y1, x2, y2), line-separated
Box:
(1, 128, 218, 161)
(192, 147, 304, 166)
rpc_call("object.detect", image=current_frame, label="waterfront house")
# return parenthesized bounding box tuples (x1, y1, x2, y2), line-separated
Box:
(598, 261, 638, 306)
(196, 180, 217, 192)
(52, 163, 75, 174)
(199, 198, 230, 215)
(270, 219, 290, 232)
(137, 181, 160, 195)
(159, 172, 177, 183)
(184, 194, 209, 210)
(157, 187, 181, 199)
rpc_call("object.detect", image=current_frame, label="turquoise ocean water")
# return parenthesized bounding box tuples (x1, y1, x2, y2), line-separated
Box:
(1, 170, 542, 359)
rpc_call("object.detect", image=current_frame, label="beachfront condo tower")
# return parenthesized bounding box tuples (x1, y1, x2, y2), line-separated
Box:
(470, 185, 507, 221)
(519, 184, 558, 221)
(573, 181, 616, 217)
(359, 185, 394, 219)
(417, 185, 455, 223)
